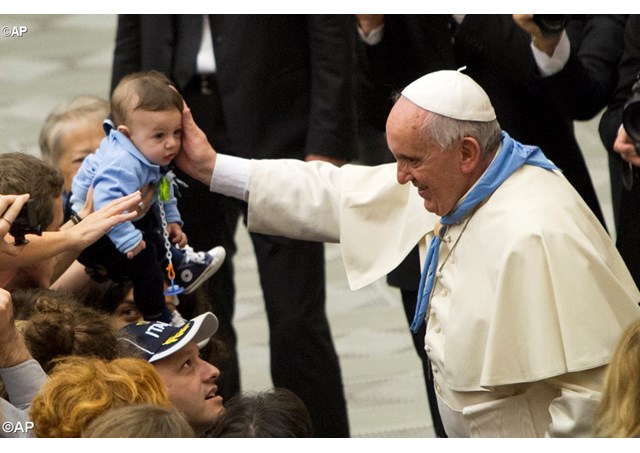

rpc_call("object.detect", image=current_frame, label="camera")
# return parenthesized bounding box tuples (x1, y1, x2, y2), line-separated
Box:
(533, 15, 569, 36)
(620, 77, 640, 190)
(4, 199, 42, 245)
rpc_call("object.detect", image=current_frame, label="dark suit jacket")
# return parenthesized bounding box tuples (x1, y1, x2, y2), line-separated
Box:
(357, 15, 456, 131)
(599, 15, 640, 152)
(112, 14, 357, 161)
(359, 14, 627, 227)
(599, 15, 640, 287)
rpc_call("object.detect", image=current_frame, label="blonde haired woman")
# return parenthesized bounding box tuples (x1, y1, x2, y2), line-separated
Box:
(82, 403, 194, 438)
(30, 356, 170, 438)
(594, 319, 640, 437)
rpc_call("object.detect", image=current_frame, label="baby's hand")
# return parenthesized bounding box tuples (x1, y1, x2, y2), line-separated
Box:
(167, 223, 188, 248)
(126, 239, 146, 259)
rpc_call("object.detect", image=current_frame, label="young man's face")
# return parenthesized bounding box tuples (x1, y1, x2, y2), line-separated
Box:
(124, 109, 182, 167)
(153, 341, 223, 435)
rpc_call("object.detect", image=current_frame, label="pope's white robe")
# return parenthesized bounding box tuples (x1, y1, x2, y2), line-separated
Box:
(240, 158, 640, 437)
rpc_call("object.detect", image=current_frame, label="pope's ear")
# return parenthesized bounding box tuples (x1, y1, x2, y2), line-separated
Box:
(459, 136, 482, 174)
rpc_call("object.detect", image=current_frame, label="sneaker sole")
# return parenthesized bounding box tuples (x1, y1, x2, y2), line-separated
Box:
(182, 248, 226, 295)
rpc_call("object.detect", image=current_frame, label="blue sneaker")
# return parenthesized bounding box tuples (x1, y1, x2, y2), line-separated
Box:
(175, 245, 226, 295)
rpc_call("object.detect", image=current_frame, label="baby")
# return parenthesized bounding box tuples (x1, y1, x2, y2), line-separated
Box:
(71, 71, 225, 326)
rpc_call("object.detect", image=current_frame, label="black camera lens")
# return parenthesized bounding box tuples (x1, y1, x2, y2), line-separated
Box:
(6, 199, 42, 245)
(624, 98, 640, 145)
(533, 15, 569, 36)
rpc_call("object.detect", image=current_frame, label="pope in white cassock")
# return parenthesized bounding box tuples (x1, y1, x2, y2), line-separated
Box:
(175, 70, 640, 437)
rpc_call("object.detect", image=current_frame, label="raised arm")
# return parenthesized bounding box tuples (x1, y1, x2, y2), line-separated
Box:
(0, 191, 141, 271)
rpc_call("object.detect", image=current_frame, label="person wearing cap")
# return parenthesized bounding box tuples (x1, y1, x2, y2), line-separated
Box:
(120, 311, 223, 436)
(174, 69, 640, 437)
(111, 15, 355, 438)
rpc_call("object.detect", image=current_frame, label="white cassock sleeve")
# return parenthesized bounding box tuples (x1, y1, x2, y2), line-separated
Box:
(544, 366, 605, 437)
(246, 159, 436, 290)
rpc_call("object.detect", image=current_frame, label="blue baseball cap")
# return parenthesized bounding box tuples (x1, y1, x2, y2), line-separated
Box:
(120, 312, 218, 363)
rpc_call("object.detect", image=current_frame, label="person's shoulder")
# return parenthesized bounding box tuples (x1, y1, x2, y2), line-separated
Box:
(484, 165, 599, 237)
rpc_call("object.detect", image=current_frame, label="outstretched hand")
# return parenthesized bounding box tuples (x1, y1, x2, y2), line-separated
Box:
(67, 191, 142, 252)
(174, 102, 217, 187)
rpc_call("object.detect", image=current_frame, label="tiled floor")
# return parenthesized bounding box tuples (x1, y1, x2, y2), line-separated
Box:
(0, 14, 615, 438)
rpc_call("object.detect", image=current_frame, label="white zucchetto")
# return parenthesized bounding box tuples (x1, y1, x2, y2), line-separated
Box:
(401, 69, 496, 122)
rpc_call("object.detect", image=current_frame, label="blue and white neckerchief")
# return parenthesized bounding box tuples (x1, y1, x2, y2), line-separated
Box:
(410, 131, 559, 333)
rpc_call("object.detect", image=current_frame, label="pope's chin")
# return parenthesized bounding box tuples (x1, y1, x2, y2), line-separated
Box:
(418, 190, 437, 213)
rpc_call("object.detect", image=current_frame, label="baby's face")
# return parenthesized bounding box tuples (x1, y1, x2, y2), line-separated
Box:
(125, 108, 182, 166)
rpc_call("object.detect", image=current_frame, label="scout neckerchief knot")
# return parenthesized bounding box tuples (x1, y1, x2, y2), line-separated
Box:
(409, 131, 559, 333)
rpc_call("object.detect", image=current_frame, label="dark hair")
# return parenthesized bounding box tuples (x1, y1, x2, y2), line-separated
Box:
(0, 152, 63, 229)
(78, 279, 134, 315)
(111, 70, 183, 127)
(11, 287, 78, 321)
(11, 288, 133, 373)
(206, 388, 313, 438)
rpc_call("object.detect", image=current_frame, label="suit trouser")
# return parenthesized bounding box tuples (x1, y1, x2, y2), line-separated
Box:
(175, 75, 350, 437)
(616, 179, 640, 289)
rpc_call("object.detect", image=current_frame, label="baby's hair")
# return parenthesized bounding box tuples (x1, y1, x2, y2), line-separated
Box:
(111, 70, 183, 127)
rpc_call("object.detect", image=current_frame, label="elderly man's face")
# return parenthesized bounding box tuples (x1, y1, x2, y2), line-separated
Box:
(387, 98, 469, 216)
(57, 119, 104, 194)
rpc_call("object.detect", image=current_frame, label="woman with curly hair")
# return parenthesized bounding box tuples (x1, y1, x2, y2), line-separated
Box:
(10, 287, 136, 373)
(29, 356, 171, 438)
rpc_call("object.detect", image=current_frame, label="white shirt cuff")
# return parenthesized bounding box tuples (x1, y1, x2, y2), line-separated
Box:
(357, 23, 384, 46)
(210, 154, 251, 202)
(532, 31, 570, 77)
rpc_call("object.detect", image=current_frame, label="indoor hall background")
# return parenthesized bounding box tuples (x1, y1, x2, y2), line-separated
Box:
(0, 14, 614, 437)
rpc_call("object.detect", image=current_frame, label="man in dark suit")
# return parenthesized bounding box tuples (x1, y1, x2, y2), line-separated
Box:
(599, 15, 640, 289)
(359, 14, 625, 229)
(111, 14, 356, 437)
(356, 13, 626, 437)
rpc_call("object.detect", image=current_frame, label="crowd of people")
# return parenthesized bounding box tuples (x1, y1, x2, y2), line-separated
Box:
(2, 13, 640, 439)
